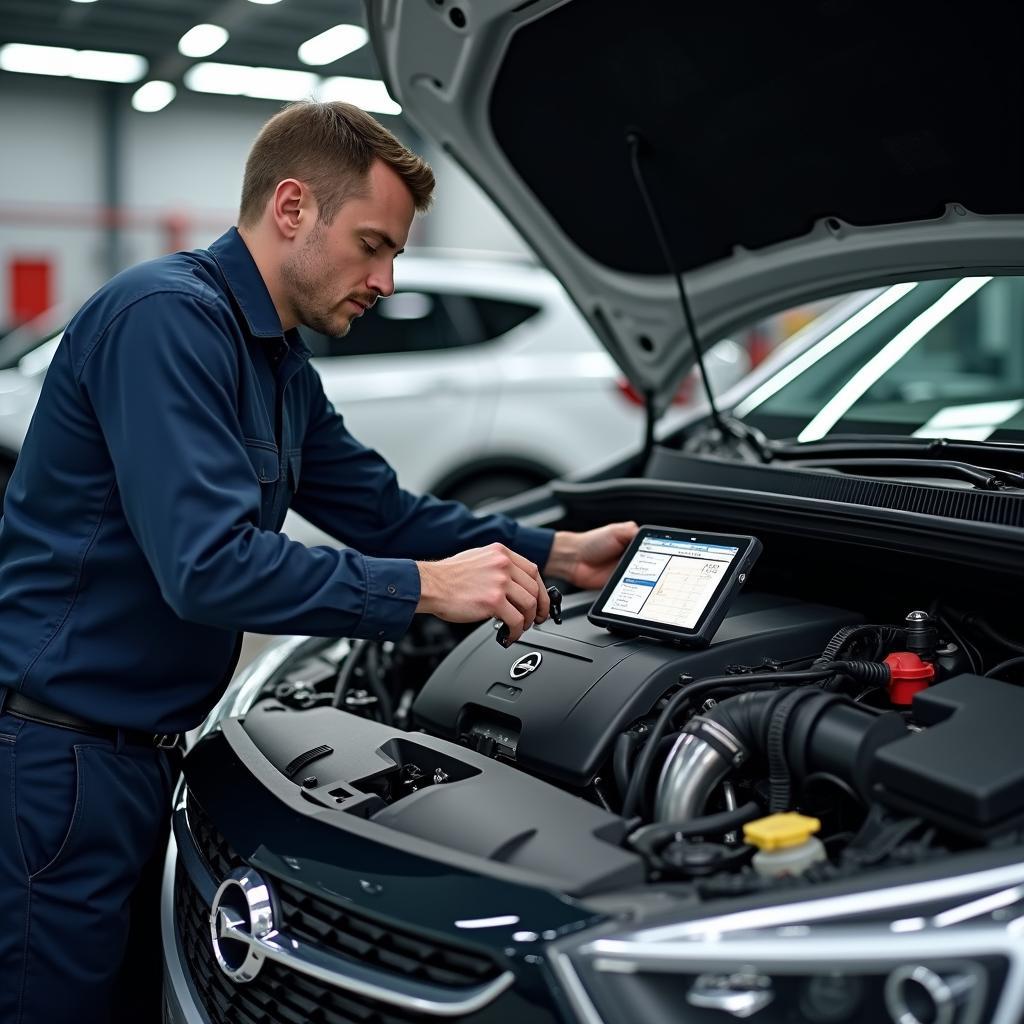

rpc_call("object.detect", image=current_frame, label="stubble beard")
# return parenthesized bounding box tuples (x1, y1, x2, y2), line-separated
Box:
(282, 223, 353, 337)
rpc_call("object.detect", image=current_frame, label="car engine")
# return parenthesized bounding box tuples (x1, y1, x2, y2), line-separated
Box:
(235, 580, 1024, 898)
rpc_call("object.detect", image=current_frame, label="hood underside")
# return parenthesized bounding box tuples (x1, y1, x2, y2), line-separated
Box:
(370, 0, 1024, 412)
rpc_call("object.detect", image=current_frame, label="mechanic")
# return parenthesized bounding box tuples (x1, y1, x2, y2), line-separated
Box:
(0, 100, 638, 1024)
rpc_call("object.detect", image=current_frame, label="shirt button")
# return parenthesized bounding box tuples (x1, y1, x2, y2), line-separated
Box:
(387, 584, 397, 595)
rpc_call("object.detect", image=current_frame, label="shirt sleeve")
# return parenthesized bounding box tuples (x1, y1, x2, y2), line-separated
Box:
(290, 372, 556, 568)
(76, 291, 419, 640)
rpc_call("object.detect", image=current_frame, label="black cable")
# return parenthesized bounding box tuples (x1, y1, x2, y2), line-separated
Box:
(814, 624, 905, 668)
(627, 800, 762, 855)
(965, 614, 1024, 656)
(800, 771, 862, 805)
(362, 643, 395, 725)
(639, 389, 657, 473)
(934, 608, 980, 674)
(985, 655, 1024, 681)
(613, 731, 641, 800)
(766, 687, 822, 812)
(625, 131, 727, 438)
(331, 639, 368, 708)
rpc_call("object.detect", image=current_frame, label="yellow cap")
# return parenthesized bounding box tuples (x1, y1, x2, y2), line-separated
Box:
(743, 812, 821, 852)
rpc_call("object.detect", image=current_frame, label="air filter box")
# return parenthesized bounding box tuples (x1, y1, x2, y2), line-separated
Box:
(871, 674, 1024, 839)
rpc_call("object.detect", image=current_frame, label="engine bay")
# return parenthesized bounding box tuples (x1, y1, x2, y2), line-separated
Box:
(234, 540, 1024, 900)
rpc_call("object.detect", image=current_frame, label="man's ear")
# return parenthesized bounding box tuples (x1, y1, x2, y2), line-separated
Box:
(271, 179, 312, 240)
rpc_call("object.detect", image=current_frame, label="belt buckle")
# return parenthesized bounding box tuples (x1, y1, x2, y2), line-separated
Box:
(154, 732, 181, 750)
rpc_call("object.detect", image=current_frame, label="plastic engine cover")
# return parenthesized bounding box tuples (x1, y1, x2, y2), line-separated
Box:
(413, 591, 859, 787)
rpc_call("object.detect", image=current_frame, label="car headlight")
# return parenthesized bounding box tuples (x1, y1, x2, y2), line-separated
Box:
(550, 861, 1024, 1023)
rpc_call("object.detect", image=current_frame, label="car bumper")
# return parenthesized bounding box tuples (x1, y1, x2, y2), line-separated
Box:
(160, 769, 576, 1024)
(161, 833, 208, 1024)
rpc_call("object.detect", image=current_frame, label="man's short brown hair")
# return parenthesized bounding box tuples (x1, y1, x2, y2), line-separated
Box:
(239, 100, 434, 227)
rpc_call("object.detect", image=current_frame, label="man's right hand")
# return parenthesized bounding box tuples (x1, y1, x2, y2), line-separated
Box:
(416, 544, 550, 644)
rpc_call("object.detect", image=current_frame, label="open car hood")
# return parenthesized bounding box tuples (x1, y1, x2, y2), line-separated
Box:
(368, 0, 1024, 414)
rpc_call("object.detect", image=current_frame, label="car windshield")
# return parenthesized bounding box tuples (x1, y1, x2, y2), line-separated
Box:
(735, 276, 1024, 443)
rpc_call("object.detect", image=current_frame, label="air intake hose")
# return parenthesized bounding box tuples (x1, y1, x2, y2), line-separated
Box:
(655, 669, 905, 824)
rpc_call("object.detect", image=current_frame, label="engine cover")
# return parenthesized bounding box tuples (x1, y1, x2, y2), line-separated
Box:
(413, 591, 858, 787)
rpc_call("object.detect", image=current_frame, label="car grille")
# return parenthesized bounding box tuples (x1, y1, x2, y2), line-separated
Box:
(177, 863, 441, 1024)
(179, 795, 501, 1021)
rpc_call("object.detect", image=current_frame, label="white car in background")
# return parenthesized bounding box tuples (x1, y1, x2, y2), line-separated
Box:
(0, 254, 749, 532)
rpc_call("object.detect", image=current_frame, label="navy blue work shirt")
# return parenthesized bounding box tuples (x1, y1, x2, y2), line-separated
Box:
(0, 228, 554, 733)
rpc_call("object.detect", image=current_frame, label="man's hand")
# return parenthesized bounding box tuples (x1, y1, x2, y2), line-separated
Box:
(416, 543, 550, 644)
(544, 521, 639, 590)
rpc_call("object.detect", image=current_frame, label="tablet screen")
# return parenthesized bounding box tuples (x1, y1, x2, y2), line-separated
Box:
(600, 534, 741, 630)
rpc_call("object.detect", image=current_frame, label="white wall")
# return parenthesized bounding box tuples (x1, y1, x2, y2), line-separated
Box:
(420, 141, 531, 257)
(0, 76, 108, 320)
(0, 73, 528, 327)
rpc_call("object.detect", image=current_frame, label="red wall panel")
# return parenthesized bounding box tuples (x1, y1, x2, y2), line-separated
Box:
(10, 259, 52, 324)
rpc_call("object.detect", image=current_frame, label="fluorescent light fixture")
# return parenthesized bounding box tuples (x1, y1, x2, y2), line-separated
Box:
(246, 0, 284, 4)
(319, 75, 401, 115)
(735, 283, 919, 417)
(75, 49, 147, 83)
(0, 43, 75, 75)
(298, 24, 368, 66)
(184, 62, 318, 101)
(178, 24, 229, 59)
(132, 80, 176, 113)
(0, 43, 146, 83)
(798, 276, 992, 442)
(181, 61, 401, 114)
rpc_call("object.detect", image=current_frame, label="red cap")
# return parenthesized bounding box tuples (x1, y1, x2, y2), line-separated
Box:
(884, 651, 935, 705)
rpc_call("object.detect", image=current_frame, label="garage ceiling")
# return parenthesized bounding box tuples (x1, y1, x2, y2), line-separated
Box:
(0, 0, 380, 87)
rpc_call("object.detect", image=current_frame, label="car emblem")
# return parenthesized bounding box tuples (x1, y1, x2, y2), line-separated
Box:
(209, 868, 276, 983)
(510, 651, 543, 679)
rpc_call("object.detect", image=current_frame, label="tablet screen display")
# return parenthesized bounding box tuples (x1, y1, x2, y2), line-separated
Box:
(600, 534, 741, 630)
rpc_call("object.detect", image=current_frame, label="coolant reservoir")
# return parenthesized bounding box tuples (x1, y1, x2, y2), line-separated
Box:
(744, 812, 826, 879)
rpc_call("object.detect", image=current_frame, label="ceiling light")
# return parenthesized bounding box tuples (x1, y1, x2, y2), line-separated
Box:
(178, 24, 229, 59)
(0, 43, 75, 76)
(73, 49, 147, 82)
(132, 80, 176, 113)
(0, 43, 146, 83)
(298, 24, 368, 66)
(319, 76, 401, 115)
(184, 62, 318, 101)
(246, 0, 284, 4)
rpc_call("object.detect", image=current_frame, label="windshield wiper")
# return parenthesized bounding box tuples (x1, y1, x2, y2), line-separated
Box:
(772, 434, 1024, 474)
(792, 457, 1024, 491)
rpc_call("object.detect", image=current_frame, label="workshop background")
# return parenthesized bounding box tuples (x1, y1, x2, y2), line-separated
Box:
(0, 0, 531, 326)
(0, 0, 827, 670)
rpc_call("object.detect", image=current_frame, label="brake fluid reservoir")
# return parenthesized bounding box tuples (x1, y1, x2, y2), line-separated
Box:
(744, 812, 826, 879)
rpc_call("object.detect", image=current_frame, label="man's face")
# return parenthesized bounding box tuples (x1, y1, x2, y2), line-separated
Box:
(282, 159, 414, 337)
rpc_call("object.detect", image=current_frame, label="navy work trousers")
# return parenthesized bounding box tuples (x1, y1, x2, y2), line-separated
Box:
(0, 712, 175, 1023)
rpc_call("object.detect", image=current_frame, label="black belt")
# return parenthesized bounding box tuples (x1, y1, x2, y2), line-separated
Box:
(0, 688, 182, 750)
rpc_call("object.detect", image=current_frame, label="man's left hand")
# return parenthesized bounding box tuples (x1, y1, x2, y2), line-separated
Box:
(543, 521, 639, 590)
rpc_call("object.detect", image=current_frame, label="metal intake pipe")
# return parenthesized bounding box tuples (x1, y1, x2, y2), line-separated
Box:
(654, 716, 744, 823)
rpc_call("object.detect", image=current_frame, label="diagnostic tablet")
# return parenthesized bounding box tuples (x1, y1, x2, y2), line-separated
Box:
(587, 526, 762, 646)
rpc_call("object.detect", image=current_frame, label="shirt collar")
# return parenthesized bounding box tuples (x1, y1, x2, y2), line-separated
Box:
(208, 227, 286, 340)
